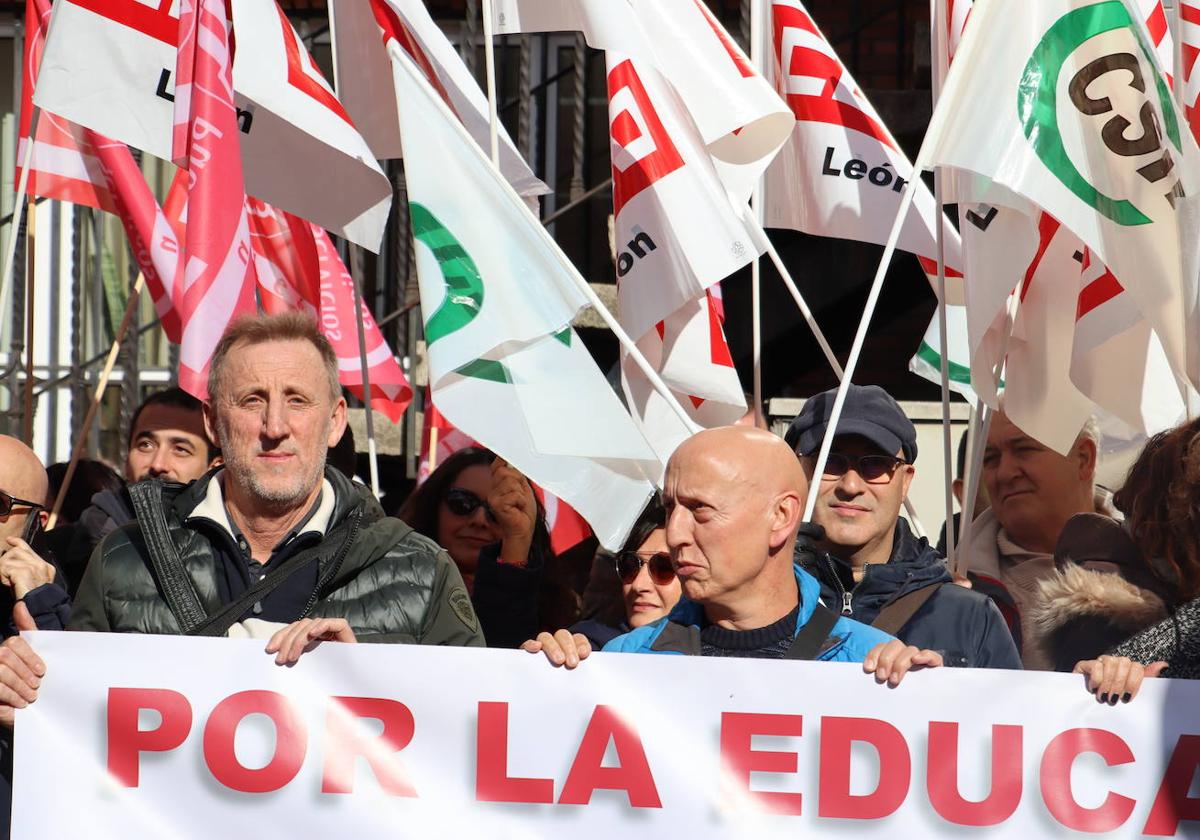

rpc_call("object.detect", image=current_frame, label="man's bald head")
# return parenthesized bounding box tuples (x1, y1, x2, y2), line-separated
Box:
(0, 435, 48, 543)
(669, 426, 807, 502)
(663, 427, 809, 623)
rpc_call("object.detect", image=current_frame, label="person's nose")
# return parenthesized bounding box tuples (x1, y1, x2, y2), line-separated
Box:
(147, 448, 172, 477)
(631, 562, 655, 593)
(834, 465, 866, 498)
(665, 505, 691, 551)
(262, 398, 289, 440)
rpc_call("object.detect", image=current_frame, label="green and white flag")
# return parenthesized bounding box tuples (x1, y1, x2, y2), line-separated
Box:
(923, 0, 1200, 391)
(908, 304, 977, 404)
(391, 44, 661, 550)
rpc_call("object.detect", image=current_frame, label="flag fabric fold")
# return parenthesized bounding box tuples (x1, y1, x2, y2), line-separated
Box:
(330, 0, 548, 203)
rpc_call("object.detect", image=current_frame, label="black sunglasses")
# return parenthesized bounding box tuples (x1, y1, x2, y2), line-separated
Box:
(0, 489, 43, 518)
(821, 453, 908, 485)
(443, 487, 497, 523)
(615, 551, 675, 586)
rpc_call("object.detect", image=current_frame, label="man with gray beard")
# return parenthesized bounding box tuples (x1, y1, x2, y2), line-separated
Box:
(59, 312, 483, 653)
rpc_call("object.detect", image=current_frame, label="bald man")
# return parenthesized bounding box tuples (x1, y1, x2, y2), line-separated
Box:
(526, 427, 945, 686)
(0, 436, 58, 606)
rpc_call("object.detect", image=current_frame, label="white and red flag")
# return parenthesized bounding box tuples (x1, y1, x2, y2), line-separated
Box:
(244, 199, 414, 422)
(494, 0, 793, 204)
(1181, 2, 1200, 139)
(33, 0, 392, 250)
(763, 0, 964, 301)
(16, 0, 112, 212)
(329, 0, 547, 203)
(170, 0, 258, 398)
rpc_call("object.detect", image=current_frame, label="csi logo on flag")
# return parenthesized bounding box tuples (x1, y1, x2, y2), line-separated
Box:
(607, 59, 684, 217)
(772, 3, 895, 149)
(1021, 0, 1184, 226)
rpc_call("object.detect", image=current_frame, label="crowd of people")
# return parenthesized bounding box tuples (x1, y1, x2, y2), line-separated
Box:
(0, 310, 1195, 817)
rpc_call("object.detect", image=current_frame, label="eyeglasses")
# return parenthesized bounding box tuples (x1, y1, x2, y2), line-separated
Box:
(0, 489, 43, 518)
(820, 453, 908, 484)
(615, 551, 675, 586)
(443, 487, 497, 523)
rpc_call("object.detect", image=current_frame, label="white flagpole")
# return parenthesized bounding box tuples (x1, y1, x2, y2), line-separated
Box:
(955, 403, 993, 577)
(349, 247, 382, 498)
(749, 0, 765, 427)
(481, 0, 502, 165)
(933, 169, 956, 565)
(801, 148, 928, 522)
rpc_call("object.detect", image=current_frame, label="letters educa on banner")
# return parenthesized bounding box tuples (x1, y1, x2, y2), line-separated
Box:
(12, 632, 1200, 838)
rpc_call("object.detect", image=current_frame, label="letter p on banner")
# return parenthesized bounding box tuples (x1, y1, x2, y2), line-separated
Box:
(107, 687, 193, 788)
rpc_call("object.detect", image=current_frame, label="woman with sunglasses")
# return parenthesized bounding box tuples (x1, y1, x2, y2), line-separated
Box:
(572, 496, 681, 649)
(397, 447, 558, 648)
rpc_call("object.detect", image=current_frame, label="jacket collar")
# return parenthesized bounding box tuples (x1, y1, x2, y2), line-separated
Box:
(185, 469, 335, 547)
(169, 465, 370, 534)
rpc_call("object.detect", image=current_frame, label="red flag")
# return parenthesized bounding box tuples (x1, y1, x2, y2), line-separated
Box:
(172, 0, 258, 397)
(246, 198, 413, 421)
(17, 0, 113, 211)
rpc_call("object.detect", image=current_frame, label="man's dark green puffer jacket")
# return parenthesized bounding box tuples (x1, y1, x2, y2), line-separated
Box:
(67, 467, 485, 646)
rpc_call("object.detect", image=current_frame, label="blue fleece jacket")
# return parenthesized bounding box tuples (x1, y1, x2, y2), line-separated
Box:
(603, 564, 894, 661)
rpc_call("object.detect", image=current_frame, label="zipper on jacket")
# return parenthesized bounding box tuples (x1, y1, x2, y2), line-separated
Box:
(301, 507, 363, 618)
(822, 552, 854, 615)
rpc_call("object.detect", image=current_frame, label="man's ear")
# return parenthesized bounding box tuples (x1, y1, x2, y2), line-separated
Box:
(36, 508, 49, 528)
(327, 397, 348, 448)
(1077, 436, 1098, 483)
(768, 491, 803, 551)
(900, 463, 916, 501)
(203, 401, 221, 449)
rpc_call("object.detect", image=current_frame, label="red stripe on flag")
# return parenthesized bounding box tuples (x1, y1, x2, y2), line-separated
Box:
(68, 0, 178, 45)
(1019, 214, 1061, 302)
(1182, 2, 1200, 24)
(369, 0, 461, 121)
(707, 292, 734, 368)
(276, 4, 354, 126)
(692, 0, 754, 78)
(773, 4, 897, 151)
(1146, 1, 1168, 42)
(1077, 268, 1125, 320)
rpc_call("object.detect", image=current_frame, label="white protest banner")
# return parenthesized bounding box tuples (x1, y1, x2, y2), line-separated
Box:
(14, 631, 1200, 839)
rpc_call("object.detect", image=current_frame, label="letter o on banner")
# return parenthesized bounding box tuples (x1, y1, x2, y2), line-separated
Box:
(203, 690, 308, 793)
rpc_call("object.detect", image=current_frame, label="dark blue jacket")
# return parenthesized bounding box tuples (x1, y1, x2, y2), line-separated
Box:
(603, 564, 893, 661)
(797, 520, 1022, 670)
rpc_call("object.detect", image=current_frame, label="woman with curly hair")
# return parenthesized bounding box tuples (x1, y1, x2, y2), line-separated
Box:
(1064, 418, 1200, 700)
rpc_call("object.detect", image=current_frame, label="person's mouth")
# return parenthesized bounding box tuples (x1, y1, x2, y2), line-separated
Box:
(631, 601, 661, 612)
(830, 503, 871, 516)
(1002, 489, 1035, 503)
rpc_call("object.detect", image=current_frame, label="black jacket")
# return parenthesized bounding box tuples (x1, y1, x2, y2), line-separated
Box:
(67, 467, 484, 646)
(61, 486, 135, 596)
(796, 520, 1022, 669)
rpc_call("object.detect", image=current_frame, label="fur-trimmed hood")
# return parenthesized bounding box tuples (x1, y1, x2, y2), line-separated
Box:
(1031, 563, 1168, 672)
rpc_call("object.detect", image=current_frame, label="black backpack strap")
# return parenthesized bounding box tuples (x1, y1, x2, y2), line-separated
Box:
(784, 604, 840, 660)
(872, 584, 943, 636)
(649, 622, 702, 655)
(128, 480, 209, 634)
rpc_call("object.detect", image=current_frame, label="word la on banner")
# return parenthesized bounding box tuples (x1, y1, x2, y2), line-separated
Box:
(13, 631, 1200, 839)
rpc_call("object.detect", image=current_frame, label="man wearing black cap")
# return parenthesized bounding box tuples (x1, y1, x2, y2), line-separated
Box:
(788, 385, 1021, 669)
